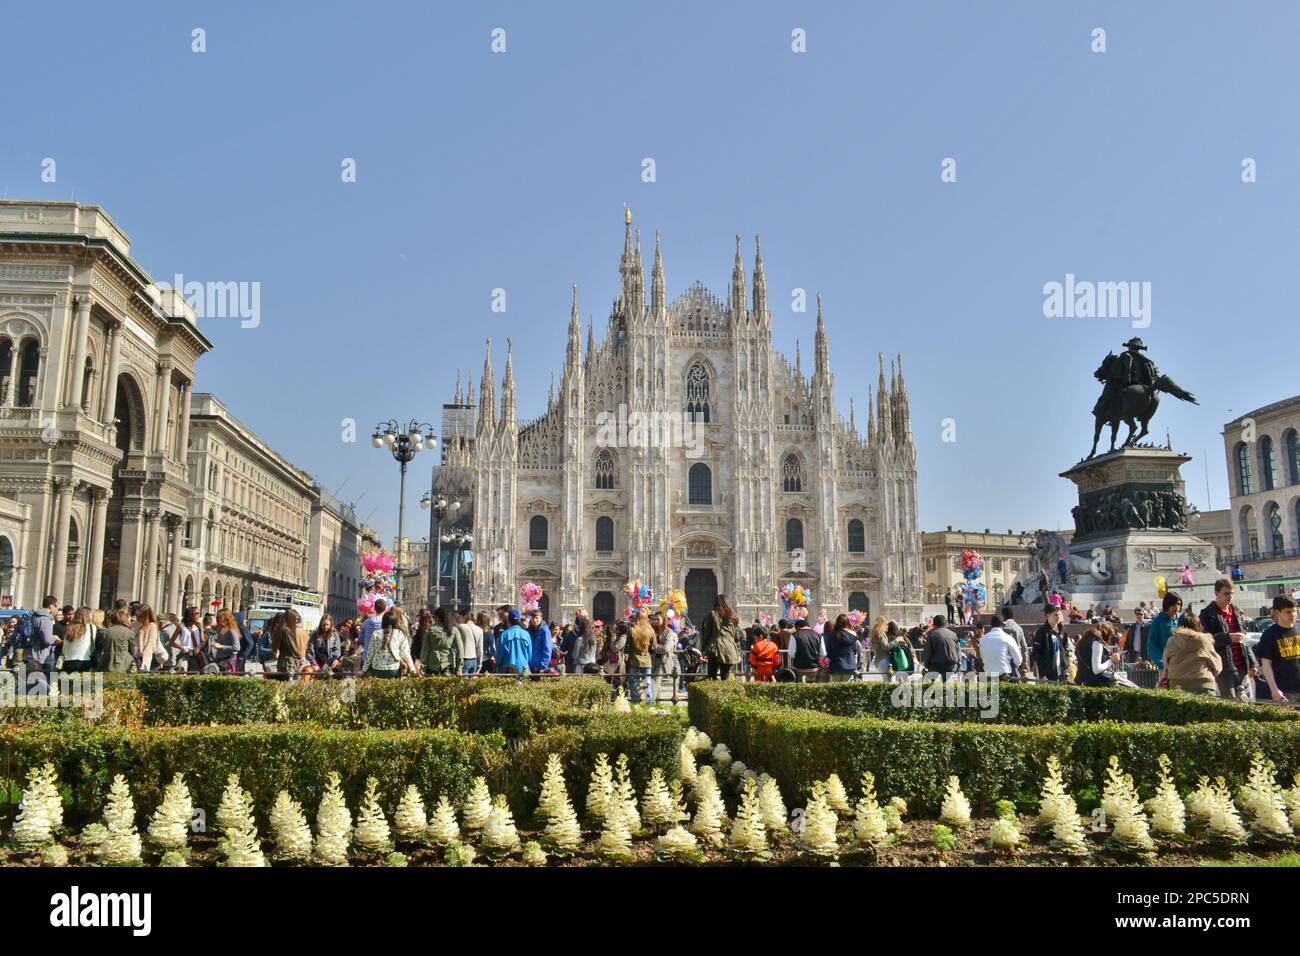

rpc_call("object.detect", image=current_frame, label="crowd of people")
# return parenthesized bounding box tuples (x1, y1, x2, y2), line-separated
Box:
(3, 578, 1296, 707)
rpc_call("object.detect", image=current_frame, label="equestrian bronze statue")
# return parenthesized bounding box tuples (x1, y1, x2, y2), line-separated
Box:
(1088, 337, 1197, 459)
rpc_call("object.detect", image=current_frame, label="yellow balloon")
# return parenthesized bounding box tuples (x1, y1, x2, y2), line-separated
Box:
(1154, 575, 1167, 598)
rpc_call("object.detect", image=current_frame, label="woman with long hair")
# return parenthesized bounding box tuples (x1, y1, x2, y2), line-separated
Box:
(134, 605, 160, 672)
(411, 608, 433, 662)
(419, 606, 461, 676)
(60, 606, 96, 672)
(272, 608, 310, 677)
(211, 608, 241, 670)
(311, 613, 340, 669)
(365, 609, 417, 678)
(826, 613, 859, 681)
(1162, 610, 1222, 695)
(699, 594, 741, 680)
(868, 616, 893, 674)
(627, 609, 656, 704)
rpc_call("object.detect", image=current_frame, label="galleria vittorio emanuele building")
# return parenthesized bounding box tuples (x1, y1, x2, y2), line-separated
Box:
(446, 211, 922, 625)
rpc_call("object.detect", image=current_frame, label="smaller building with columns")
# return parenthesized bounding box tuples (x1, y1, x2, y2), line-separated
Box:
(1223, 395, 1300, 589)
(0, 199, 211, 610)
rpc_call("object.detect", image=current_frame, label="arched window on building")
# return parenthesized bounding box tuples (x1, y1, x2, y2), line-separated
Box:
(847, 519, 865, 554)
(0, 339, 12, 404)
(685, 363, 711, 423)
(688, 463, 712, 505)
(529, 515, 549, 552)
(1261, 436, 1278, 492)
(1236, 442, 1254, 496)
(595, 516, 614, 552)
(1286, 429, 1300, 486)
(17, 340, 40, 408)
(0, 536, 13, 598)
(1240, 505, 1258, 558)
(594, 448, 616, 489)
(1267, 502, 1285, 555)
(785, 518, 804, 553)
(781, 453, 803, 492)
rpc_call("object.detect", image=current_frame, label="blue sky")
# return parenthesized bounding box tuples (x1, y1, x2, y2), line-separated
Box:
(3, 0, 1295, 543)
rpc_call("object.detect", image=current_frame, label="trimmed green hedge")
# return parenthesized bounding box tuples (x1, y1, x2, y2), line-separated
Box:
(706, 680, 1300, 727)
(0, 722, 496, 822)
(689, 681, 1300, 814)
(0, 677, 683, 826)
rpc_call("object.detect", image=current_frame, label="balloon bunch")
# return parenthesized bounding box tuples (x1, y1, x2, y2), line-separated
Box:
(759, 612, 773, 628)
(358, 548, 398, 614)
(520, 581, 544, 613)
(959, 548, 987, 615)
(1154, 575, 1167, 599)
(779, 582, 810, 622)
(623, 579, 655, 618)
(659, 588, 688, 633)
(847, 609, 866, 630)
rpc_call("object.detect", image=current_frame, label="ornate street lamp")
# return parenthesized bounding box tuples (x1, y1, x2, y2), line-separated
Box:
(372, 419, 434, 607)
(441, 529, 473, 614)
(420, 491, 460, 608)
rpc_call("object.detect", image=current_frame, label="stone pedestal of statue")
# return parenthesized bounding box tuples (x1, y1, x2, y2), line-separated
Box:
(1045, 446, 1222, 609)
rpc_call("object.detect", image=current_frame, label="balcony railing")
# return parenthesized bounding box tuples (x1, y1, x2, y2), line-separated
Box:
(1228, 548, 1300, 564)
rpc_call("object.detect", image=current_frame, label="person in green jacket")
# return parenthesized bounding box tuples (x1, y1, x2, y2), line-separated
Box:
(419, 607, 462, 676)
(699, 594, 741, 680)
(1147, 591, 1182, 671)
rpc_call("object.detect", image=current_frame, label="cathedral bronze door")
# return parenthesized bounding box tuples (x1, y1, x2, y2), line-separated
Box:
(684, 568, 717, 628)
(592, 591, 615, 628)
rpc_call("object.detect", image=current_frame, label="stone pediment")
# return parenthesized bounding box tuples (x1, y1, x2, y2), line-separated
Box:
(523, 497, 559, 515)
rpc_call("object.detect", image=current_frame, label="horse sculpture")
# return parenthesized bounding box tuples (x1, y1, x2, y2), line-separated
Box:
(1088, 351, 1198, 458)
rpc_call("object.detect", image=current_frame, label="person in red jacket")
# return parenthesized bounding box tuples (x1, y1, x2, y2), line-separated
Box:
(748, 626, 781, 681)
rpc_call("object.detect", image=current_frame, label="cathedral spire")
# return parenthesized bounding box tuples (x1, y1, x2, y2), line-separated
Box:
(850, 395, 857, 433)
(651, 229, 666, 315)
(566, 283, 582, 366)
(814, 293, 829, 378)
(467, 368, 475, 406)
(501, 337, 516, 424)
(479, 338, 496, 431)
(453, 369, 462, 405)
(876, 353, 892, 443)
(795, 339, 802, 382)
(867, 386, 876, 444)
(586, 317, 595, 362)
(619, 205, 638, 313)
(731, 233, 746, 323)
(752, 234, 767, 321)
(548, 372, 555, 408)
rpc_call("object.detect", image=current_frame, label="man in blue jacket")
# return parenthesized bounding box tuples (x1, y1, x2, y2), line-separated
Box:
(497, 609, 533, 676)
(528, 610, 553, 674)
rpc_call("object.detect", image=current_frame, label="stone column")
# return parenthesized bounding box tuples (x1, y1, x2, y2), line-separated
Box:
(175, 381, 192, 464)
(49, 478, 75, 602)
(84, 489, 109, 609)
(166, 516, 183, 613)
(2, 344, 19, 406)
(70, 294, 92, 408)
(141, 510, 160, 607)
(153, 363, 172, 454)
(99, 320, 123, 423)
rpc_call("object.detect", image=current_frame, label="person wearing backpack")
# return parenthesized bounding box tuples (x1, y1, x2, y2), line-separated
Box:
(699, 595, 741, 681)
(826, 615, 860, 682)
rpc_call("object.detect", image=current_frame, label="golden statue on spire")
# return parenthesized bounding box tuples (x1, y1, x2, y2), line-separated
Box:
(625, 204, 632, 224)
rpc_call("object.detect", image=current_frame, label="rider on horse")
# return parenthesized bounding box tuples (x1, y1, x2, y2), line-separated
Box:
(1093, 337, 1157, 420)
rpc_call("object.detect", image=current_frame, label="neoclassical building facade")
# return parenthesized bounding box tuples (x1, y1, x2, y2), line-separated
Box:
(0, 200, 210, 610)
(463, 212, 922, 624)
(1223, 394, 1300, 585)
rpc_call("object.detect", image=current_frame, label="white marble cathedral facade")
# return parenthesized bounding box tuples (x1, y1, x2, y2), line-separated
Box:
(464, 212, 922, 624)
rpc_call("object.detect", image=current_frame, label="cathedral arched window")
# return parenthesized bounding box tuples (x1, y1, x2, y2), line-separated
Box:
(847, 519, 865, 554)
(1236, 443, 1254, 496)
(785, 518, 804, 553)
(781, 453, 803, 492)
(595, 516, 614, 552)
(688, 463, 712, 505)
(594, 448, 616, 489)
(529, 515, 549, 552)
(1267, 502, 1284, 555)
(685, 363, 711, 423)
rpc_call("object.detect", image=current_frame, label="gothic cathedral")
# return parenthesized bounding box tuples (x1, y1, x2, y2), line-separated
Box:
(456, 211, 922, 625)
